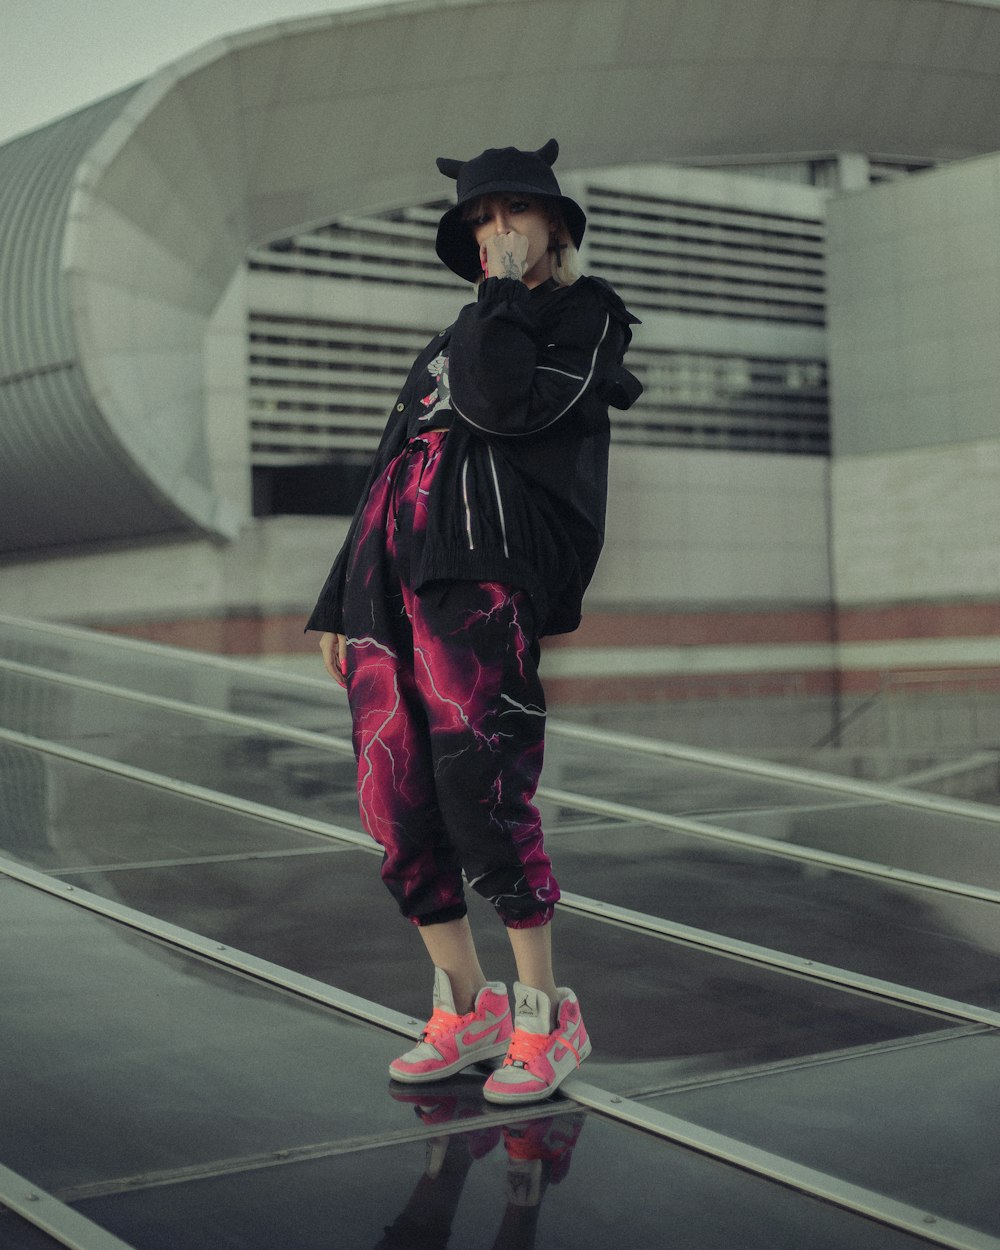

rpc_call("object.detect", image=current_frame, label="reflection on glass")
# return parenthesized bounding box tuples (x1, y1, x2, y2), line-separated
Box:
(0, 739, 52, 862)
(382, 1082, 586, 1249)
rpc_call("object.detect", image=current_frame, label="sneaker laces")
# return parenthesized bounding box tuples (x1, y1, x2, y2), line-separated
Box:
(504, 1116, 585, 1166)
(502, 1027, 553, 1070)
(421, 1006, 469, 1046)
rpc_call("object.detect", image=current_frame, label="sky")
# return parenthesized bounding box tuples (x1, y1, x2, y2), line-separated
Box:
(0, 0, 391, 145)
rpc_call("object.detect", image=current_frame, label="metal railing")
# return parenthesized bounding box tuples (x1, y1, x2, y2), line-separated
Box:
(814, 670, 1000, 754)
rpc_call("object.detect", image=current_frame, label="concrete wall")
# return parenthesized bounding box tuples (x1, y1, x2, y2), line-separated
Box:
(1, 444, 838, 702)
(827, 152, 1000, 608)
(828, 153, 1000, 457)
(0, 516, 350, 643)
(592, 446, 830, 608)
(1, 444, 831, 624)
(831, 440, 1000, 605)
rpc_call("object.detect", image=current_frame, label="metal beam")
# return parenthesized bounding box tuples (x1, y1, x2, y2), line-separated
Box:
(1, 774, 998, 1030)
(0, 1162, 139, 1250)
(3, 662, 1000, 907)
(0, 855, 422, 1038)
(1, 862, 995, 1250)
(3, 614, 1000, 824)
(559, 890, 1000, 1027)
(560, 1079, 1000, 1250)
(546, 719, 1000, 822)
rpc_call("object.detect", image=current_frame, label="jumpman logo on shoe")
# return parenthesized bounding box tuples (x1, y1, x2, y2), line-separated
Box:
(483, 986, 592, 1106)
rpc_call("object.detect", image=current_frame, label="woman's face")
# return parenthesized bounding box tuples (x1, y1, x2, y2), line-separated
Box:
(466, 195, 554, 287)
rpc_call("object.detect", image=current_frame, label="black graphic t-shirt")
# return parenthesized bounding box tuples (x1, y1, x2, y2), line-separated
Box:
(406, 351, 453, 436)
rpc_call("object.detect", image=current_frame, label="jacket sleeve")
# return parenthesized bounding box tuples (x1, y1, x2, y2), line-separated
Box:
(304, 545, 350, 635)
(447, 277, 621, 437)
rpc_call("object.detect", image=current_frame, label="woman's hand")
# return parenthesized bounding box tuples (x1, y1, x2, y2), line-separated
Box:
(319, 632, 348, 687)
(482, 231, 530, 281)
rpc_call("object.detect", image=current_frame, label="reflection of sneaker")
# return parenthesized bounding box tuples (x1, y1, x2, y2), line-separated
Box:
(504, 1112, 586, 1176)
(503, 1112, 587, 1206)
(389, 1085, 473, 1127)
(423, 1136, 452, 1181)
(505, 1155, 545, 1207)
(389, 1084, 501, 1160)
(483, 983, 591, 1105)
(390, 968, 512, 1084)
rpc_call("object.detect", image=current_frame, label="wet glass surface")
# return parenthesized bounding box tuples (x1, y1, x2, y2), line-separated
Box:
(0, 1209, 68, 1250)
(544, 739, 1000, 884)
(643, 1031, 1000, 1237)
(58, 851, 952, 1091)
(3, 619, 995, 1248)
(5, 662, 1000, 896)
(551, 823, 1000, 1008)
(0, 878, 452, 1193)
(72, 1109, 930, 1250)
(543, 737, 866, 817)
(0, 618, 349, 734)
(722, 801, 1000, 889)
(6, 860, 933, 1248)
(0, 738, 340, 871)
(0, 664, 360, 823)
(6, 727, 996, 1015)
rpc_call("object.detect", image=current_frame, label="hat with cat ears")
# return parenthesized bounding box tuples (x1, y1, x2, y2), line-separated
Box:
(434, 138, 586, 281)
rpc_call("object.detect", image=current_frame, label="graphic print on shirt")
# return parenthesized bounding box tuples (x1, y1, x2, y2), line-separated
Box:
(419, 353, 452, 424)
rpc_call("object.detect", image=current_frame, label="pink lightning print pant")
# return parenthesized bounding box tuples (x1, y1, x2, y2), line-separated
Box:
(342, 429, 559, 929)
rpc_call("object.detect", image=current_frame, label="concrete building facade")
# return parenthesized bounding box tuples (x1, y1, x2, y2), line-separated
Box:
(3, 0, 1000, 706)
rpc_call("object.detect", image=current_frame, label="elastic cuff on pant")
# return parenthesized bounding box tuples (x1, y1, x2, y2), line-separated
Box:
(501, 904, 555, 931)
(410, 902, 469, 927)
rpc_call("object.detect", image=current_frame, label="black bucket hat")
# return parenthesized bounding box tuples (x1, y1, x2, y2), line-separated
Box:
(434, 138, 586, 282)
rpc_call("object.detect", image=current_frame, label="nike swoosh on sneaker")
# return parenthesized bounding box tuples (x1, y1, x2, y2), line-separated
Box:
(460, 1022, 505, 1048)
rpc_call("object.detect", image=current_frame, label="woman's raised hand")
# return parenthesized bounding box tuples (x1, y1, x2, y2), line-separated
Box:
(482, 231, 530, 281)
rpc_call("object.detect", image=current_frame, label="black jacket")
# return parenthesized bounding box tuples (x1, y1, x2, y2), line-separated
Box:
(306, 274, 640, 638)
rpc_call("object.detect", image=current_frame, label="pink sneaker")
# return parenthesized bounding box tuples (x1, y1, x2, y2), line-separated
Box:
(389, 968, 512, 1084)
(503, 1111, 587, 1205)
(483, 982, 591, 1105)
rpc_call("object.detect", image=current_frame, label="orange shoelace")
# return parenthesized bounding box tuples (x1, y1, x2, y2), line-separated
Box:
(503, 1026, 584, 1069)
(505, 1129, 569, 1163)
(421, 1006, 469, 1044)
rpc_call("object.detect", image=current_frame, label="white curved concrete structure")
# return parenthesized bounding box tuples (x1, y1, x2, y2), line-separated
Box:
(4, 0, 1000, 554)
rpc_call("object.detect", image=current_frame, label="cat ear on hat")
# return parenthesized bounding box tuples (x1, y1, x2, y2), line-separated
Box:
(438, 141, 558, 178)
(436, 156, 463, 179)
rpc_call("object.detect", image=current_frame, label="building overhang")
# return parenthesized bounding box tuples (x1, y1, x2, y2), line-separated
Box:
(4, 0, 1000, 554)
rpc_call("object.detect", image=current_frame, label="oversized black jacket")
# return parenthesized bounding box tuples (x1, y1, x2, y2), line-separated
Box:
(306, 274, 640, 639)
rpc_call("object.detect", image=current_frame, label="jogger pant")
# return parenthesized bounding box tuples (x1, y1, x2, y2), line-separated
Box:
(341, 429, 559, 928)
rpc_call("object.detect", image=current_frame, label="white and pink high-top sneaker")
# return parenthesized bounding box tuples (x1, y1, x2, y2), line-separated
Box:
(390, 968, 512, 1084)
(483, 982, 591, 1105)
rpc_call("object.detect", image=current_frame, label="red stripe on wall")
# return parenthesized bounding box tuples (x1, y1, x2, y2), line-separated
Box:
(93, 601, 1000, 655)
(97, 614, 318, 655)
(837, 602, 1000, 642)
(89, 601, 1000, 705)
(545, 607, 837, 649)
(544, 670, 841, 705)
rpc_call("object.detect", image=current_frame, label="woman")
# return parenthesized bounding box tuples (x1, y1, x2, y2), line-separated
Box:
(307, 139, 640, 1104)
